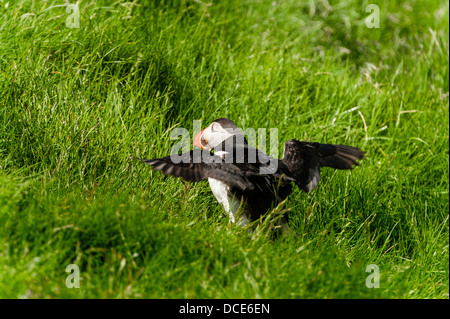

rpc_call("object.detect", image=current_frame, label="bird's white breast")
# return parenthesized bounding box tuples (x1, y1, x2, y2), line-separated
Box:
(208, 178, 246, 225)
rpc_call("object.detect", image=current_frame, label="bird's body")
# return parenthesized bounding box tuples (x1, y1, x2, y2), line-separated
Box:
(143, 118, 364, 232)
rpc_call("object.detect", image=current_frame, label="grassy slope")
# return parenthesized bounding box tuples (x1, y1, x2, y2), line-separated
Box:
(0, 0, 448, 298)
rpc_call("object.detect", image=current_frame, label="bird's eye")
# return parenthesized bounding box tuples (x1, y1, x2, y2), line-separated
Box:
(201, 136, 208, 147)
(211, 124, 215, 132)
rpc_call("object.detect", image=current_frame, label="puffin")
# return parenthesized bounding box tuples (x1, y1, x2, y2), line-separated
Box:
(143, 118, 364, 232)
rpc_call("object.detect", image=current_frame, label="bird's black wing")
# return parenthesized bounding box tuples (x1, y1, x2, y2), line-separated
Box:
(282, 139, 364, 192)
(143, 143, 295, 193)
(143, 149, 265, 191)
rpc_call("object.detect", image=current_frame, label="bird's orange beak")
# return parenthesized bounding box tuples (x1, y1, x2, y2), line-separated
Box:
(193, 128, 206, 149)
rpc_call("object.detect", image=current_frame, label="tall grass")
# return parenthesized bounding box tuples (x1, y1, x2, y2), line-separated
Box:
(0, 0, 448, 298)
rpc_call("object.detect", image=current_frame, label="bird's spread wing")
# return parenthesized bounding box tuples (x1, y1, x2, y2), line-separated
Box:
(143, 149, 268, 191)
(143, 142, 296, 193)
(282, 139, 364, 192)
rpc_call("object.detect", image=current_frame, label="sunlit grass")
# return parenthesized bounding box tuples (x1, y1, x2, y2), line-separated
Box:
(0, 0, 448, 298)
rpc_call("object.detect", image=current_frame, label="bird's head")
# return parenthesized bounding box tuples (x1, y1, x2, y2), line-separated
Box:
(193, 118, 246, 150)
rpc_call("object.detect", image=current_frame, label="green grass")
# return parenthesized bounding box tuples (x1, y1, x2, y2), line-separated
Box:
(0, 0, 448, 299)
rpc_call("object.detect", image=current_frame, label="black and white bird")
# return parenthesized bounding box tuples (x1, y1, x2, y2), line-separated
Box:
(143, 118, 364, 231)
